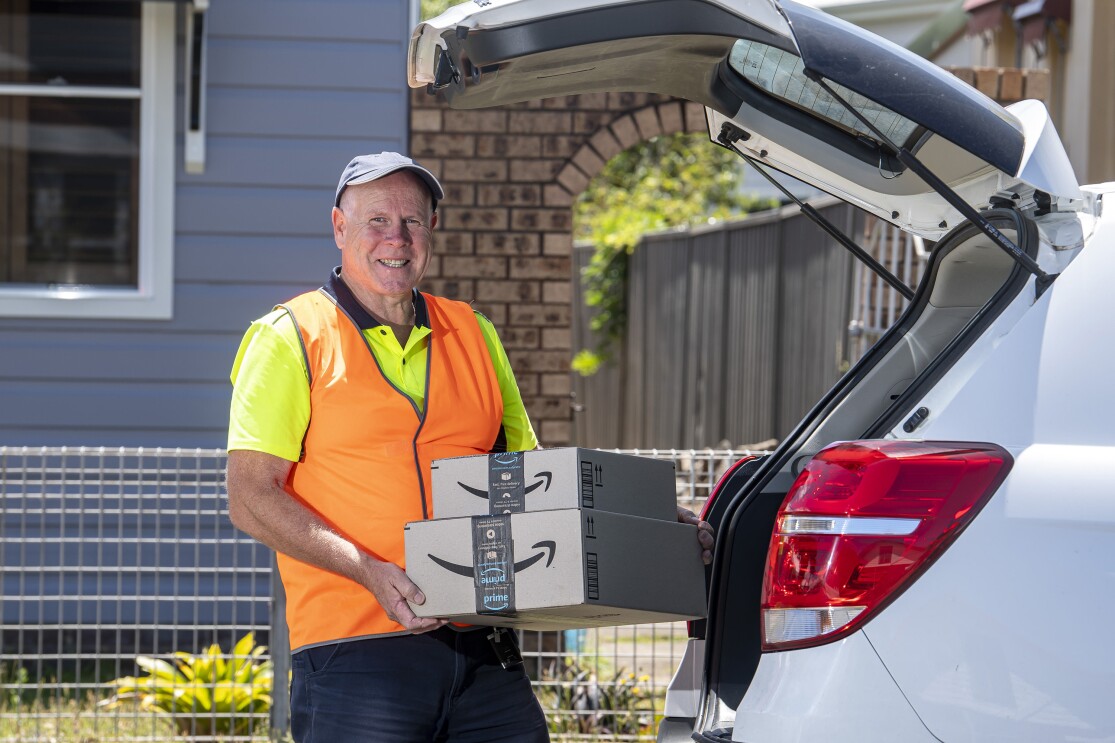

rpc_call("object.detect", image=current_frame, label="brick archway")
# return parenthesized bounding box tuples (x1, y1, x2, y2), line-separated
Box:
(410, 89, 705, 446)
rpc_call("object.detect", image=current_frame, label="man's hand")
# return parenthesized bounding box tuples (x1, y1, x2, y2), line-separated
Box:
(677, 506, 716, 565)
(360, 559, 446, 634)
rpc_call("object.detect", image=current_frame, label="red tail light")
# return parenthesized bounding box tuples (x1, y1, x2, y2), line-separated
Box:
(761, 440, 1011, 651)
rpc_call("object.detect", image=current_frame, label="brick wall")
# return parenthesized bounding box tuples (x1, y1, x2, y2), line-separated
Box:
(410, 88, 707, 446)
(410, 67, 1049, 447)
(946, 66, 1050, 105)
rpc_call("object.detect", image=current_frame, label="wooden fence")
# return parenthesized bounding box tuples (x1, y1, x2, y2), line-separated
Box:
(572, 200, 863, 449)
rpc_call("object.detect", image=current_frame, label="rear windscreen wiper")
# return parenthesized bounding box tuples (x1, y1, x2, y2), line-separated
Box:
(716, 121, 915, 301)
(807, 71, 1057, 296)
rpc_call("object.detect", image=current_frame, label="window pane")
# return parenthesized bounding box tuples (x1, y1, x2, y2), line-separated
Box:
(1, 95, 139, 286)
(1, 0, 140, 87)
(728, 39, 919, 149)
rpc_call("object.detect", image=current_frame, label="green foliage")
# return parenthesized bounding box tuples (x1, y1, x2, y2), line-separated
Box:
(573, 133, 778, 373)
(0, 663, 29, 709)
(420, 0, 457, 20)
(101, 633, 273, 738)
(539, 656, 661, 737)
(570, 348, 604, 376)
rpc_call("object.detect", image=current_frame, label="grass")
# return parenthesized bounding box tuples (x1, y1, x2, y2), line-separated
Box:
(2, 696, 660, 740)
(1, 695, 180, 742)
(0, 694, 269, 743)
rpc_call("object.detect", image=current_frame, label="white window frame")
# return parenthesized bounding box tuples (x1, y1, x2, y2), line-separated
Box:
(0, 2, 176, 320)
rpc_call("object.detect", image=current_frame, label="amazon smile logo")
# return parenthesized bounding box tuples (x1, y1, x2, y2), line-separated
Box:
(457, 471, 553, 500)
(427, 540, 557, 579)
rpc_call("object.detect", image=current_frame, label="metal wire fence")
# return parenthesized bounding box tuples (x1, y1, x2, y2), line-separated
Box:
(0, 446, 764, 742)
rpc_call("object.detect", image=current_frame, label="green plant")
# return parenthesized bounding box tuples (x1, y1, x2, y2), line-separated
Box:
(420, 0, 456, 20)
(0, 662, 30, 709)
(573, 133, 778, 374)
(539, 656, 660, 737)
(101, 632, 273, 737)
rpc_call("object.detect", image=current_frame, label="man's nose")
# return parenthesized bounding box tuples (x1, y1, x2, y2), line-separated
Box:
(381, 221, 410, 243)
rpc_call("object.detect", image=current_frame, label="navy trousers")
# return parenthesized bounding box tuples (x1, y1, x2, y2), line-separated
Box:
(289, 627, 550, 743)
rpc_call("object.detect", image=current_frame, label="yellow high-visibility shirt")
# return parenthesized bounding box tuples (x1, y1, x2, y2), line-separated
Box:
(228, 305, 536, 462)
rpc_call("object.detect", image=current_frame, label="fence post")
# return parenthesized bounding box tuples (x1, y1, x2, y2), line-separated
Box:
(269, 553, 291, 740)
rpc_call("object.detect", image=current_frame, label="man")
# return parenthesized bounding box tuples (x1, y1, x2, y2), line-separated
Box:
(226, 152, 714, 742)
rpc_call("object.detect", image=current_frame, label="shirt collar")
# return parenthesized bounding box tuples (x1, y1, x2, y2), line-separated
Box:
(323, 267, 430, 330)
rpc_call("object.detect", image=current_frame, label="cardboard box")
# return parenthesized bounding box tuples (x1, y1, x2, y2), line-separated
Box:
(404, 508, 707, 630)
(430, 448, 677, 521)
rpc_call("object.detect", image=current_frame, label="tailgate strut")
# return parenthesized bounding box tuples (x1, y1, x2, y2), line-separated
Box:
(807, 71, 1057, 296)
(717, 122, 914, 301)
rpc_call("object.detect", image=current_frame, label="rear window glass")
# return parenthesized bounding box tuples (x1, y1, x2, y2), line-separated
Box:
(728, 39, 919, 148)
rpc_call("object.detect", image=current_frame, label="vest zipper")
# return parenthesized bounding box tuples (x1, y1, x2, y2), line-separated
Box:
(412, 335, 433, 520)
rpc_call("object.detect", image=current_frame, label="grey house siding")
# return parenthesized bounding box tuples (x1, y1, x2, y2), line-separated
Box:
(0, 0, 414, 448)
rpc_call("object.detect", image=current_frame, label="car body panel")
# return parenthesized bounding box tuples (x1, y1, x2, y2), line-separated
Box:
(663, 638, 705, 719)
(907, 195, 1112, 450)
(1012, 100, 1084, 207)
(863, 207, 1115, 739)
(410, 0, 793, 95)
(409, 0, 1080, 239)
(694, 203, 1115, 742)
(731, 632, 939, 742)
(411, 0, 795, 120)
(708, 98, 1081, 239)
(863, 446, 1115, 742)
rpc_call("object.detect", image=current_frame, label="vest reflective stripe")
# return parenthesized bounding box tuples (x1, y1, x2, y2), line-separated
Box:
(278, 289, 503, 650)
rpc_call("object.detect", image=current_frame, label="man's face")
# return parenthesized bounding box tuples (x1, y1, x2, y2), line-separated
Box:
(332, 171, 437, 302)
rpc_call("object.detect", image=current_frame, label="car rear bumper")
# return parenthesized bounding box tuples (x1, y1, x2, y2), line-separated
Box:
(731, 631, 938, 743)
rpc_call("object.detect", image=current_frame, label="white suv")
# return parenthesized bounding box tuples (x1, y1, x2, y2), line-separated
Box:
(409, 2, 1115, 741)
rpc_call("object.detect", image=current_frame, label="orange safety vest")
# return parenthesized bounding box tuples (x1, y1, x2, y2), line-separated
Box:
(277, 289, 503, 650)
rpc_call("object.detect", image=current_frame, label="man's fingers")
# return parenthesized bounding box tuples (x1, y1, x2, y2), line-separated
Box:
(676, 506, 717, 562)
(388, 594, 445, 633)
(397, 580, 426, 606)
(381, 589, 429, 627)
(679, 509, 716, 565)
(372, 561, 426, 605)
(408, 618, 448, 634)
(360, 559, 446, 633)
(678, 507, 715, 531)
(676, 505, 699, 525)
(391, 597, 432, 628)
(382, 567, 424, 605)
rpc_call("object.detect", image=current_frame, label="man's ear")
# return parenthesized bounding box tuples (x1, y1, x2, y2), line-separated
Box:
(430, 211, 438, 231)
(331, 206, 346, 251)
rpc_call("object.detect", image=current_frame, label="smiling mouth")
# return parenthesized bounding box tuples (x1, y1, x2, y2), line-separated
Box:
(379, 259, 409, 268)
